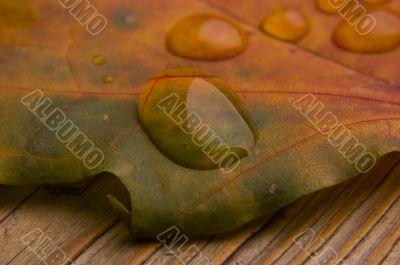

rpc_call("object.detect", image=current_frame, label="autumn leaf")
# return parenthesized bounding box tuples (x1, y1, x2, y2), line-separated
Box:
(210, 0, 400, 85)
(0, 0, 399, 239)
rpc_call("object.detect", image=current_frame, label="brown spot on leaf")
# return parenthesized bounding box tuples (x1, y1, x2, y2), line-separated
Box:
(268, 181, 280, 194)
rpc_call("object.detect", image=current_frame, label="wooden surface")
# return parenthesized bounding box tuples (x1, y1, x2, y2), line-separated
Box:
(1, 0, 400, 264)
(0, 152, 399, 265)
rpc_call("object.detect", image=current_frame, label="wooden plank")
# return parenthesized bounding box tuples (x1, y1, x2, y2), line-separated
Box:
(301, 159, 400, 265)
(141, 212, 272, 265)
(74, 223, 159, 265)
(380, 236, 400, 265)
(0, 174, 129, 265)
(339, 191, 400, 265)
(0, 185, 39, 221)
(223, 154, 400, 265)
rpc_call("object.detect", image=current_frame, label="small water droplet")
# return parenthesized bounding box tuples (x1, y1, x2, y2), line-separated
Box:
(166, 14, 249, 60)
(92, 54, 106, 65)
(260, 8, 310, 42)
(268, 181, 280, 194)
(332, 11, 400, 53)
(102, 76, 114, 84)
(315, 0, 340, 14)
(138, 67, 257, 171)
(114, 9, 138, 29)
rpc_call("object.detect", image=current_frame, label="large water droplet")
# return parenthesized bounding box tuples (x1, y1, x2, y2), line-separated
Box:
(332, 11, 400, 53)
(260, 8, 310, 42)
(138, 67, 257, 172)
(166, 14, 249, 61)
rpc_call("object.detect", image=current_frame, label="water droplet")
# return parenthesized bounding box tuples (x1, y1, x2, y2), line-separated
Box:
(315, 0, 340, 14)
(332, 11, 400, 53)
(102, 76, 114, 84)
(260, 8, 310, 42)
(166, 14, 249, 61)
(138, 67, 257, 171)
(114, 9, 138, 29)
(92, 54, 106, 65)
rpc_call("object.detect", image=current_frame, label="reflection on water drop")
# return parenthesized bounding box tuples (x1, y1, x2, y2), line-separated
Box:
(138, 67, 257, 171)
(315, 0, 340, 14)
(332, 11, 400, 53)
(166, 14, 249, 61)
(0, 0, 36, 28)
(102, 76, 114, 84)
(260, 8, 310, 42)
(92, 54, 106, 65)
